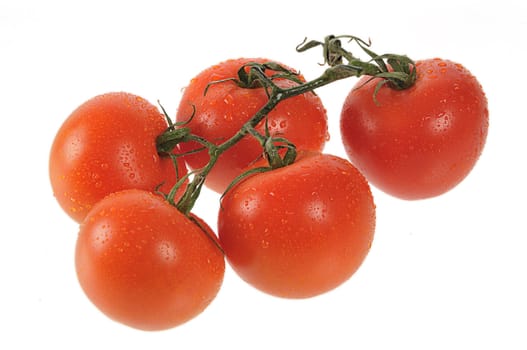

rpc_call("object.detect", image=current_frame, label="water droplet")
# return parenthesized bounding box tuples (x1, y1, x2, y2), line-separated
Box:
(261, 240, 270, 249)
(158, 241, 176, 262)
(223, 94, 234, 105)
(431, 112, 451, 133)
(306, 200, 327, 222)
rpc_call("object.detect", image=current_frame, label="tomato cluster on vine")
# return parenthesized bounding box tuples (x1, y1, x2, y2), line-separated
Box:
(49, 35, 488, 331)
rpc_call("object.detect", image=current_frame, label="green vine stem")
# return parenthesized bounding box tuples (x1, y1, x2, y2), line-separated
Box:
(156, 35, 417, 216)
(296, 35, 416, 90)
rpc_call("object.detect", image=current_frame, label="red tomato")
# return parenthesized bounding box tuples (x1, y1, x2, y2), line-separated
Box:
(176, 57, 328, 193)
(75, 189, 225, 331)
(218, 152, 375, 298)
(340, 58, 489, 199)
(49, 92, 187, 222)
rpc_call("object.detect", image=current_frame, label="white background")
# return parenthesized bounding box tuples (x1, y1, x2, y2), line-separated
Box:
(1, 1, 526, 349)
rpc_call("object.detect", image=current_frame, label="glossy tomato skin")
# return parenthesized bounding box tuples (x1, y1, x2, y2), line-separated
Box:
(218, 153, 375, 299)
(176, 57, 328, 193)
(75, 189, 225, 331)
(49, 92, 187, 222)
(340, 58, 489, 199)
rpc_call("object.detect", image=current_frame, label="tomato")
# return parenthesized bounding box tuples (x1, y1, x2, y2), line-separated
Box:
(176, 57, 328, 193)
(218, 152, 375, 298)
(340, 58, 489, 199)
(75, 189, 225, 331)
(49, 92, 187, 222)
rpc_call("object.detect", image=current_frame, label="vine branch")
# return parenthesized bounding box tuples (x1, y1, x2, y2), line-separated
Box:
(156, 34, 417, 215)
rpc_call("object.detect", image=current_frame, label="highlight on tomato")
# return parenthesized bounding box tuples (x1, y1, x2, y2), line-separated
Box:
(175, 57, 328, 194)
(75, 189, 225, 331)
(340, 58, 489, 199)
(218, 152, 376, 299)
(49, 92, 187, 222)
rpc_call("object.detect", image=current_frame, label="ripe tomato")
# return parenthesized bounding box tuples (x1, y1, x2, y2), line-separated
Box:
(176, 57, 328, 193)
(75, 189, 225, 331)
(218, 152, 375, 298)
(49, 92, 187, 222)
(340, 58, 489, 199)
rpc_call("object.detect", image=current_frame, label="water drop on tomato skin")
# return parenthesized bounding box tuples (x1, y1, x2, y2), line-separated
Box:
(223, 94, 234, 105)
